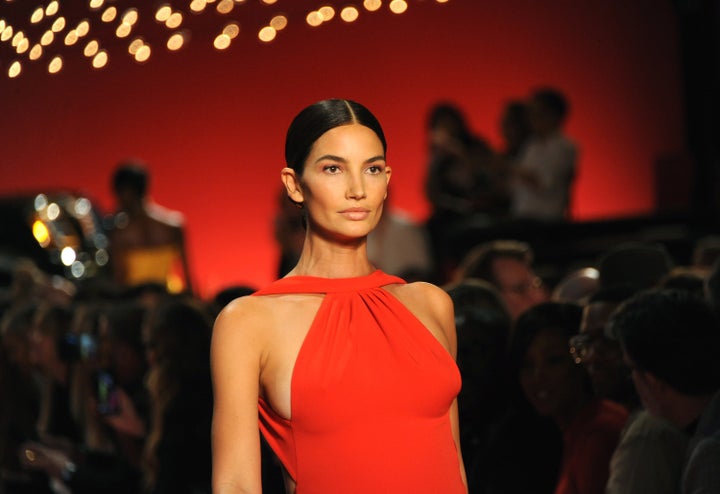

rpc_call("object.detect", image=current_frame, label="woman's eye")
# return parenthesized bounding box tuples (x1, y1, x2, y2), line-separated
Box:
(323, 165, 340, 174)
(367, 165, 383, 174)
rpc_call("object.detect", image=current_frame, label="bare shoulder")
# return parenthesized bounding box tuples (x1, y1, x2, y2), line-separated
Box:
(389, 281, 454, 315)
(386, 281, 456, 354)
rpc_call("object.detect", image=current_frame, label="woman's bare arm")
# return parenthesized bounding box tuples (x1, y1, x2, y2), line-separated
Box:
(211, 298, 265, 494)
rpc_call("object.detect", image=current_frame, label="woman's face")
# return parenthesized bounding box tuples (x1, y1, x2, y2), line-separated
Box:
(285, 123, 391, 242)
(519, 328, 585, 421)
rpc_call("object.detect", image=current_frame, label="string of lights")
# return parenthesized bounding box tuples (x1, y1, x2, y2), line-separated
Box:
(0, 0, 450, 79)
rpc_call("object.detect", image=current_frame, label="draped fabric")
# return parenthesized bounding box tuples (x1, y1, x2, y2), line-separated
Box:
(254, 270, 465, 493)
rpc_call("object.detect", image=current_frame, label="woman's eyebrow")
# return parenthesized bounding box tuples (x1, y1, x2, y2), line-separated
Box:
(313, 154, 386, 164)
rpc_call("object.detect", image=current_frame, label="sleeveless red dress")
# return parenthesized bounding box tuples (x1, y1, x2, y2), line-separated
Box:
(254, 270, 465, 493)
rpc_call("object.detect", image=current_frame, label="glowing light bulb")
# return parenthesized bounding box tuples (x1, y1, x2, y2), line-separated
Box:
(8, 60, 21, 78)
(155, 5, 172, 21)
(340, 6, 359, 22)
(92, 50, 108, 68)
(101, 7, 117, 22)
(48, 55, 63, 74)
(223, 23, 240, 38)
(306, 11, 323, 27)
(165, 12, 183, 28)
(389, 0, 408, 14)
(217, 0, 233, 14)
(167, 32, 185, 50)
(258, 26, 276, 42)
(46, 0, 59, 16)
(134, 44, 151, 62)
(319, 6, 335, 21)
(84, 39, 99, 57)
(270, 15, 287, 31)
(51, 17, 66, 32)
(76, 20, 90, 37)
(364, 0, 382, 11)
(31, 7, 45, 23)
(213, 33, 230, 50)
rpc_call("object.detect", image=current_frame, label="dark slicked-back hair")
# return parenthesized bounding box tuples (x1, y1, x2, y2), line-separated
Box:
(285, 99, 387, 174)
(609, 288, 720, 396)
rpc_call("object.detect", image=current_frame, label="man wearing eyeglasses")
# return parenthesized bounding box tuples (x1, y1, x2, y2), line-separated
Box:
(571, 286, 689, 494)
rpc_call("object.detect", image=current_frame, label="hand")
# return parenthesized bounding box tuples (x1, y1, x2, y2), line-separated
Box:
(102, 388, 146, 438)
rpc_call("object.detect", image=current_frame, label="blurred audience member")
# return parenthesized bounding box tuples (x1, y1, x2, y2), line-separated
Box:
(692, 235, 720, 270)
(423, 102, 499, 279)
(510, 87, 577, 222)
(142, 300, 213, 494)
(657, 267, 706, 299)
(109, 160, 194, 295)
(551, 267, 599, 305)
(610, 289, 720, 494)
(597, 242, 674, 293)
(445, 279, 511, 476)
(514, 302, 627, 494)
(499, 100, 531, 163)
(454, 240, 548, 321)
(706, 257, 720, 316)
(571, 286, 688, 494)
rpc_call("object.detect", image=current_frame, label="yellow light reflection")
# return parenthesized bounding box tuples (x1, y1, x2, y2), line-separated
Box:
(48, 55, 63, 74)
(123, 9, 138, 25)
(52, 17, 66, 32)
(270, 15, 287, 31)
(167, 32, 185, 50)
(89, 0, 104, 9)
(33, 220, 51, 247)
(166, 12, 183, 29)
(189, 0, 206, 13)
(116, 22, 132, 38)
(319, 6, 335, 21)
(84, 40, 99, 57)
(76, 20, 90, 37)
(222, 22, 240, 39)
(261, 0, 277, 3)
(46, 1, 59, 16)
(8, 60, 21, 78)
(340, 6, 359, 22)
(92, 50, 108, 68)
(436, 0, 449, 2)
(16, 37, 29, 53)
(31, 7, 45, 23)
(64, 30, 78, 45)
(155, 5, 172, 22)
(306, 11, 323, 27)
(29, 44, 42, 60)
(1, 25, 13, 42)
(101, 7, 117, 22)
(363, 0, 382, 11)
(213, 33, 230, 50)
(0, 20, 5, 32)
(217, 0, 234, 14)
(389, 0, 408, 14)
(128, 38, 144, 54)
(40, 30, 55, 46)
(134, 44, 151, 62)
(258, 26, 276, 42)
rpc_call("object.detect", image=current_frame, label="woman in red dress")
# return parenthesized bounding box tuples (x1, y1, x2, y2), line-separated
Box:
(211, 99, 467, 493)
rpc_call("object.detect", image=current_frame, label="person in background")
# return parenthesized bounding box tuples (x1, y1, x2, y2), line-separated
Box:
(570, 286, 688, 494)
(109, 160, 194, 295)
(513, 302, 627, 494)
(609, 289, 720, 494)
(454, 239, 548, 321)
(510, 87, 577, 222)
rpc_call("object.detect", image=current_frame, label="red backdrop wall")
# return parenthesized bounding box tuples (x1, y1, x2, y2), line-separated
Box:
(0, 0, 685, 296)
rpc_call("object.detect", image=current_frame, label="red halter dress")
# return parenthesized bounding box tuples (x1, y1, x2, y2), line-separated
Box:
(255, 270, 465, 493)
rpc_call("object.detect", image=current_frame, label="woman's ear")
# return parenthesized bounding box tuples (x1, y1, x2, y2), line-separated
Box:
(281, 168, 304, 205)
(384, 166, 392, 200)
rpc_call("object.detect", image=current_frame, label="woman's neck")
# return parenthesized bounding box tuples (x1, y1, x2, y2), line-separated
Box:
(288, 235, 375, 278)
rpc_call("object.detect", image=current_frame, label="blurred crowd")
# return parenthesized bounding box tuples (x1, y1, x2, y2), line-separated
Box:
(2, 88, 719, 494)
